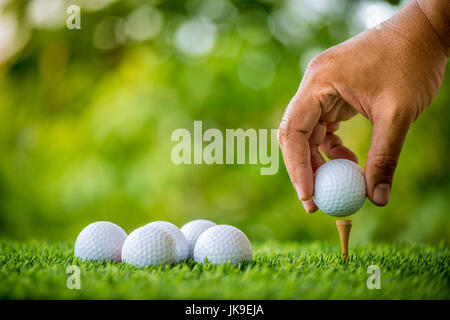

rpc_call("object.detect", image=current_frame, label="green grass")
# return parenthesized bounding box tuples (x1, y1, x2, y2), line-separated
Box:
(0, 239, 448, 299)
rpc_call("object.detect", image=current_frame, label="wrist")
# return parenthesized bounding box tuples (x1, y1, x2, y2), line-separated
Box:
(416, 0, 450, 54)
(382, 0, 449, 58)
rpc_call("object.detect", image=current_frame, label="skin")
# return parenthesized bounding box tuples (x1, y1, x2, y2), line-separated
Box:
(278, 0, 449, 213)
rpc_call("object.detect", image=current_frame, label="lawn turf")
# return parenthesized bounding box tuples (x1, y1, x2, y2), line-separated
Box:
(0, 239, 448, 299)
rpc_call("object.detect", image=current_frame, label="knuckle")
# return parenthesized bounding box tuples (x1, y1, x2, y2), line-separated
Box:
(277, 115, 294, 145)
(277, 123, 290, 145)
(371, 153, 399, 175)
(307, 53, 326, 71)
(386, 104, 408, 121)
(306, 51, 335, 74)
(380, 98, 415, 126)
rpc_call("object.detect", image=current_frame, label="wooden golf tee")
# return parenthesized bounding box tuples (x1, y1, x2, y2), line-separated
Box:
(336, 220, 352, 259)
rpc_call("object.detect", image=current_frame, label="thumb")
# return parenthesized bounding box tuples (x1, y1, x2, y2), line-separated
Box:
(365, 110, 412, 206)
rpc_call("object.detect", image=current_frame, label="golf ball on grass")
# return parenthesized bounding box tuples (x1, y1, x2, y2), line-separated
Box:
(194, 225, 252, 265)
(145, 221, 189, 262)
(74, 221, 127, 262)
(181, 219, 216, 259)
(121, 224, 177, 267)
(313, 159, 367, 217)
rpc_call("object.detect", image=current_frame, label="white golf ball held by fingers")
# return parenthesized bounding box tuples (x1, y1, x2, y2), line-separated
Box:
(181, 219, 216, 259)
(74, 221, 127, 262)
(313, 159, 367, 217)
(121, 224, 177, 267)
(145, 221, 189, 262)
(194, 225, 252, 265)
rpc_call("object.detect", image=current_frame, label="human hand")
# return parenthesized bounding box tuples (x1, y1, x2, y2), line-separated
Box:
(278, 0, 449, 212)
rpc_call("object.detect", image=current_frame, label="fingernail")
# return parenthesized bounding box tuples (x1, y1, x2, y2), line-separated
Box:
(373, 183, 390, 206)
(294, 183, 303, 201)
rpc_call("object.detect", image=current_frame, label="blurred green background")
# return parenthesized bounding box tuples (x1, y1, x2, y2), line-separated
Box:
(0, 0, 448, 244)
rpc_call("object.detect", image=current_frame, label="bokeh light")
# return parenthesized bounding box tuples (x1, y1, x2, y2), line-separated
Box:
(175, 18, 216, 57)
(125, 6, 163, 42)
(27, 0, 66, 29)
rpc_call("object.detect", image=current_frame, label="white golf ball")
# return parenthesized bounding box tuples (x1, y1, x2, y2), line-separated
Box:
(145, 221, 189, 262)
(181, 219, 216, 259)
(74, 221, 127, 262)
(121, 224, 176, 267)
(313, 159, 366, 217)
(194, 225, 252, 265)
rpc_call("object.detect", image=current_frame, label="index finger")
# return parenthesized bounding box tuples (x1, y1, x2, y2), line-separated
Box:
(278, 92, 322, 201)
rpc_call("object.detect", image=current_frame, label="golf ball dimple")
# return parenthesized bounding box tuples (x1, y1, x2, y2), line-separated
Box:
(313, 159, 367, 217)
(194, 225, 252, 265)
(121, 224, 177, 267)
(74, 221, 127, 262)
(145, 221, 189, 262)
(181, 219, 216, 259)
